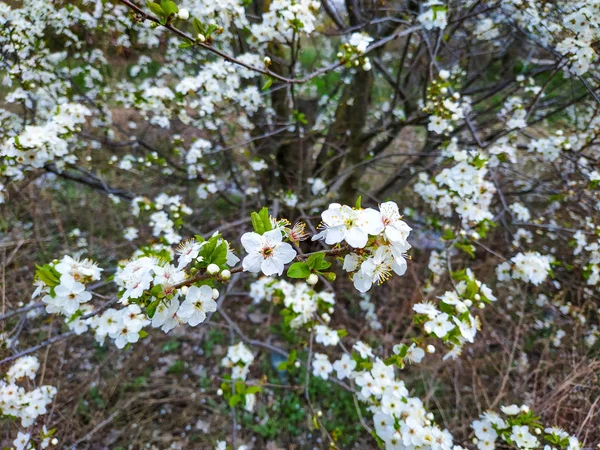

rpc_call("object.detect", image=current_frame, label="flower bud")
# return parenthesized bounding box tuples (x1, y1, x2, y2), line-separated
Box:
(263, 56, 271, 66)
(197, 33, 206, 43)
(207, 263, 220, 275)
(212, 288, 219, 300)
(217, 388, 223, 396)
(307, 273, 318, 285)
(426, 345, 435, 354)
(177, 9, 190, 20)
(221, 269, 231, 281)
(294, 361, 301, 368)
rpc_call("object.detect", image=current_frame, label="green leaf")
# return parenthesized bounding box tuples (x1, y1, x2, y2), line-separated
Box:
(192, 18, 204, 35)
(471, 154, 488, 169)
(146, 299, 160, 319)
(258, 207, 272, 231)
(336, 329, 348, 337)
(287, 262, 310, 278)
(199, 235, 219, 261)
(205, 24, 218, 36)
(383, 355, 398, 366)
(229, 394, 242, 407)
(441, 228, 455, 240)
(262, 77, 273, 91)
(209, 242, 228, 267)
(395, 344, 408, 358)
(451, 268, 468, 281)
(454, 242, 475, 258)
(35, 264, 61, 287)
(160, 0, 178, 16)
(288, 349, 297, 362)
(321, 271, 336, 281)
(245, 385, 262, 394)
(67, 310, 83, 324)
(355, 195, 362, 209)
(308, 253, 332, 271)
(150, 284, 163, 297)
(179, 41, 194, 49)
(146, 1, 164, 17)
(250, 211, 266, 235)
(306, 252, 325, 270)
(139, 330, 149, 338)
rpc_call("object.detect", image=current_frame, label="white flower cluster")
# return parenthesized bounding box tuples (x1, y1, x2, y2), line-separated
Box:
(355, 359, 458, 450)
(90, 304, 150, 349)
(497, 252, 553, 286)
(555, 6, 600, 76)
(341, 32, 374, 71)
(249, 277, 335, 328)
(221, 342, 254, 381)
(35, 233, 238, 348)
(414, 269, 495, 358)
(418, 0, 448, 30)
(427, 250, 446, 284)
(250, 0, 319, 44)
(131, 193, 193, 244)
(0, 104, 91, 191)
(472, 405, 581, 450)
(39, 255, 102, 317)
(415, 143, 496, 225)
(1, 356, 57, 428)
(359, 294, 382, 330)
(425, 71, 468, 135)
(527, 131, 570, 162)
(312, 201, 411, 293)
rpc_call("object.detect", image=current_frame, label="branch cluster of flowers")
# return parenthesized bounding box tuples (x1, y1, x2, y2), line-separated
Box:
(1, 356, 58, 450)
(471, 405, 582, 450)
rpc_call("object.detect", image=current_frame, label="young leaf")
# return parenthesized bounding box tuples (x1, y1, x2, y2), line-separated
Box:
(287, 262, 310, 278)
(250, 211, 266, 235)
(205, 24, 218, 36)
(258, 207, 272, 231)
(160, 0, 178, 16)
(355, 195, 362, 209)
(306, 252, 325, 270)
(321, 272, 336, 281)
(146, 299, 160, 319)
(146, 1, 164, 17)
(209, 242, 228, 267)
(245, 385, 262, 394)
(262, 77, 273, 91)
(229, 394, 242, 407)
(35, 264, 61, 287)
(192, 18, 204, 35)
